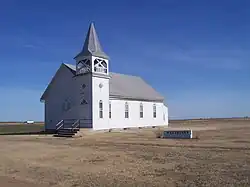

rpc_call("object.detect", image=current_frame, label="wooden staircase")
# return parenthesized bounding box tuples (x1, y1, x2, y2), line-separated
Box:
(54, 119, 80, 138)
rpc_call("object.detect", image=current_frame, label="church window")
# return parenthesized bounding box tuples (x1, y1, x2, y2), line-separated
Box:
(99, 100, 103, 118)
(125, 102, 129, 118)
(109, 102, 111, 118)
(153, 104, 156, 118)
(140, 103, 143, 118)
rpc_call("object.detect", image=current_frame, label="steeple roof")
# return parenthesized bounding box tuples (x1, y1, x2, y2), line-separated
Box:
(74, 23, 109, 59)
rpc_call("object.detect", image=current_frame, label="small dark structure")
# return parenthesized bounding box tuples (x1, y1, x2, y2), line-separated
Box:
(162, 130, 192, 139)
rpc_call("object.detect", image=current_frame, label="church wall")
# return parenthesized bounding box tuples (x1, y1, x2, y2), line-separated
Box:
(108, 99, 168, 129)
(44, 65, 77, 130)
(92, 76, 110, 130)
(74, 74, 93, 128)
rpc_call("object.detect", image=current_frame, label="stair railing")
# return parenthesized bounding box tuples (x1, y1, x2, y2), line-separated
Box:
(71, 119, 80, 131)
(56, 120, 64, 131)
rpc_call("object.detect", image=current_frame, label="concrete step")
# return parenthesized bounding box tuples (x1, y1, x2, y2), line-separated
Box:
(54, 127, 80, 138)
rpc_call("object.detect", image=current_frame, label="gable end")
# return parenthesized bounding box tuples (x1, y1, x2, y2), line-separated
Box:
(40, 63, 74, 102)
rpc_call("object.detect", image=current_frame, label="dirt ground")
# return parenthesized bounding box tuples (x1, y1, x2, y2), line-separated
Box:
(0, 119, 249, 187)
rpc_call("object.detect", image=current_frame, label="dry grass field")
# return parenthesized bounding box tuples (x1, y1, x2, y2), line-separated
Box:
(0, 118, 249, 187)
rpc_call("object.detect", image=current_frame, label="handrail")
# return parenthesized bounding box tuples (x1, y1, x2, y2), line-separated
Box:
(55, 119, 81, 132)
(71, 119, 80, 131)
(56, 120, 64, 130)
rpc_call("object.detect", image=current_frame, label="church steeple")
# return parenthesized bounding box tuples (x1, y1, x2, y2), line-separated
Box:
(74, 23, 109, 60)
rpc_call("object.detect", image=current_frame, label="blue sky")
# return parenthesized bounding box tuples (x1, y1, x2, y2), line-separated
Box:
(0, 0, 249, 121)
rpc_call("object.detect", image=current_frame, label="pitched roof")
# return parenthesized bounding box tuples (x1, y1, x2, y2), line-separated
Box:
(64, 63, 164, 102)
(74, 23, 109, 60)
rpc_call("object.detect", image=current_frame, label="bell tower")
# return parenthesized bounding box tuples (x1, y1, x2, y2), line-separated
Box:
(74, 23, 110, 130)
(75, 23, 109, 76)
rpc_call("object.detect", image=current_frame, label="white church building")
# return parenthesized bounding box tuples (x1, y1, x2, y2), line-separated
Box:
(40, 23, 168, 131)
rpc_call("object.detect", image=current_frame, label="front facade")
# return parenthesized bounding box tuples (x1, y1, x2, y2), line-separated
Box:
(40, 23, 168, 131)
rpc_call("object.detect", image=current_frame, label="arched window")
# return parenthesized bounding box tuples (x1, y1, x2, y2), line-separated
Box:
(153, 104, 156, 118)
(109, 102, 111, 119)
(99, 100, 103, 118)
(140, 103, 143, 118)
(125, 102, 129, 118)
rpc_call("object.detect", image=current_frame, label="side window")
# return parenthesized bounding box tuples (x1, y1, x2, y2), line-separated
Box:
(153, 104, 156, 118)
(109, 102, 111, 119)
(140, 103, 143, 118)
(125, 102, 129, 118)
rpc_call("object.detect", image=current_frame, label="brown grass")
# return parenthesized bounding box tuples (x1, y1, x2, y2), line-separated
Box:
(0, 118, 250, 187)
